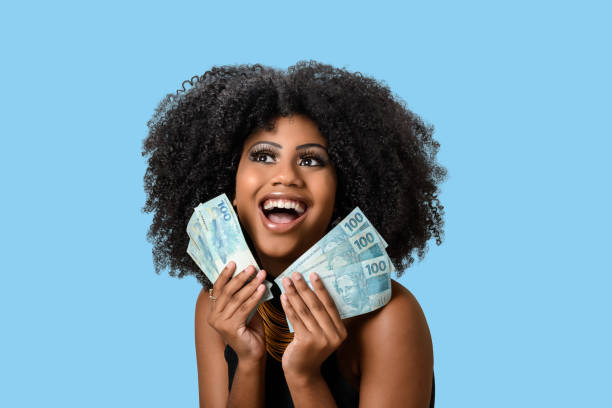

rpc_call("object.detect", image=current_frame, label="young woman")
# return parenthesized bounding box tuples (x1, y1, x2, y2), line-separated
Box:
(142, 61, 446, 407)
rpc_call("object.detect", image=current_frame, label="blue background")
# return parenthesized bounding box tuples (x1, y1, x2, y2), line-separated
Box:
(1, 1, 610, 406)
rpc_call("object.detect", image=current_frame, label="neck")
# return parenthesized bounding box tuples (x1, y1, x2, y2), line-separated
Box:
(256, 253, 294, 279)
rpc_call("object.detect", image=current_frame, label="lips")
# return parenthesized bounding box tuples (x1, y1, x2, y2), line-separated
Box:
(258, 193, 310, 233)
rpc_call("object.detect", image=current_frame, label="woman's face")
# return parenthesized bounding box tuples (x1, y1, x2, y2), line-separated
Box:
(233, 115, 337, 272)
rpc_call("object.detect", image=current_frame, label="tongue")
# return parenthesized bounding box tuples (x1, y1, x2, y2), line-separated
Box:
(268, 212, 298, 224)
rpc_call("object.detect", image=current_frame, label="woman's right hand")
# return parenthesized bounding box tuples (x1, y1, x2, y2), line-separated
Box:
(207, 261, 268, 365)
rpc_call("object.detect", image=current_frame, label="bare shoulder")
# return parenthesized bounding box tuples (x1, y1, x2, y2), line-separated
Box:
(359, 279, 432, 342)
(353, 279, 434, 407)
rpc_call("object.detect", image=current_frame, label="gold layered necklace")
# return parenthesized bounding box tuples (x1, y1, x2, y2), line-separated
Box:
(257, 300, 294, 362)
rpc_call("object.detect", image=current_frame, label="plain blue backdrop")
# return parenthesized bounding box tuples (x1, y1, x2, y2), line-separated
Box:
(1, 1, 610, 406)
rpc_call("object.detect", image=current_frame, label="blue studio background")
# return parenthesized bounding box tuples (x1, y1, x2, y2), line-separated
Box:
(1, 1, 610, 407)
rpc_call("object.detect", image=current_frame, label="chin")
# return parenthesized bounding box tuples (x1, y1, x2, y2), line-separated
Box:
(258, 242, 304, 261)
(247, 216, 331, 268)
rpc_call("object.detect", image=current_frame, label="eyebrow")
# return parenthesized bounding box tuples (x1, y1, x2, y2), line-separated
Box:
(249, 141, 328, 151)
(296, 143, 327, 151)
(249, 141, 282, 150)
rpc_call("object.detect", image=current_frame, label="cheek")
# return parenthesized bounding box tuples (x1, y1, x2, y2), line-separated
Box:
(233, 166, 262, 228)
(235, 165, 261, 201)
(312, 172, 338, 209)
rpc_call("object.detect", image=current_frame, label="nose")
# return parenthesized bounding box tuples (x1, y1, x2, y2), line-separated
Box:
(270, 160, 305, 188)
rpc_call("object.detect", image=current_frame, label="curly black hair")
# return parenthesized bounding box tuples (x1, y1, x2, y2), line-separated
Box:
(142, 60, 447, 288)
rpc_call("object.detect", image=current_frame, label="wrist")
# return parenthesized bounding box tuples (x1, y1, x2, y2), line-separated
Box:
(234, 345, 266, 366)
(237, 355, 266, 373)
(284, 366, 322, 387)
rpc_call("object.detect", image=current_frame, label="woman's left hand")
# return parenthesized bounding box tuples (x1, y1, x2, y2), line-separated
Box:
(280, 272, 347, 380)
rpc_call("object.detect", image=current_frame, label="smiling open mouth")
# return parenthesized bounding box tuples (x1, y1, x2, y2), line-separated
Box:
(261, 199, 308, 224)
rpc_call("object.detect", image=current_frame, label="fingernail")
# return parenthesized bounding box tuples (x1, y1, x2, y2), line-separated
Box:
(280, 293, 287, 304)
(311, 273, 320, 281)
(292, 272, 302, 280)
(257, 284, 265, 292)
(257, 270, 265, 279)
(282, 277, 291, 287)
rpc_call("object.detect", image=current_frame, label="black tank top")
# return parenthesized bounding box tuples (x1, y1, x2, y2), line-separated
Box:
(224, 345, 435, 407)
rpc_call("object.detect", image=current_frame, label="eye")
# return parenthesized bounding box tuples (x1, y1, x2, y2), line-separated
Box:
(298, 149, 327, 167)
(249, 148, 277, 164)
(299, 156, 321, 166)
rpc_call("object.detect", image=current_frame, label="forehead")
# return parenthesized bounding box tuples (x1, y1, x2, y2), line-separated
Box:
(244, 115, 327, 147)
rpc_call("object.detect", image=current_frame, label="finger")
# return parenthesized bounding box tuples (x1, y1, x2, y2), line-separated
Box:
(222, 269, 266, 318)
(282, 276, 320, 333)
(215, 265, 257, 312)
(291, 272, 337, 335)
(223, 265, 257, 296)
(280, 291, 309, 335)
(310, 272, 346, 334)
(232, 282, 267, 324)
(212, 261, 236, 299)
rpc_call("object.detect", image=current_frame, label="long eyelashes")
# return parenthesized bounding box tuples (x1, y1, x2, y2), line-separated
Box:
(248, 146, 328, 166)
(299, 149, 328, 166)
(248, 146, 277, 163)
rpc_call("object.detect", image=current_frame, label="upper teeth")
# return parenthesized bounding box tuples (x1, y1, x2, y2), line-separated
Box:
(262, 199, 306, 215)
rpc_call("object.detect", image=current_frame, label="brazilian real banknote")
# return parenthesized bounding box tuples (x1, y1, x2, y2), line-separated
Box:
(186, 193, 273, 302)
(274, 208, 393, 329)
(276, 208, 389, 276)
